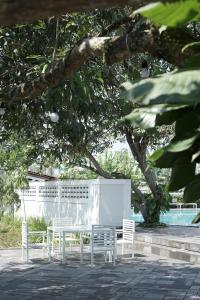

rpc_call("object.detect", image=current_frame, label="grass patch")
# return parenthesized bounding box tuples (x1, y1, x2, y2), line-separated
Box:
(0, 215, 49, 248)
(0, 215, 21, 248)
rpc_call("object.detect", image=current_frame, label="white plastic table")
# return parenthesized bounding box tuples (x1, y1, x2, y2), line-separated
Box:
(47, 225, 92, 262)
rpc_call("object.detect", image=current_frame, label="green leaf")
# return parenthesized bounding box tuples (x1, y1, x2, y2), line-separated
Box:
(184, 54, 200, 68)
(125, 104, 187, 129)
(167, 155, 195, 191)
(192, 149, 200, 162)
(167, 135, 199, 152)
(156, 106, 188, 126)
(125, 107, 157, 129)
(152, 149, 180, 168)
(184, 174, 200, 202)
(122, 70, 200, 106)
(138, 0, 200, 27)
(182, 41, 200, 53)
(150, 148, 165, 162)
(192, 212, 200, 224)
(33, 20, 46, 30)
(41, 64, 48, 74)
(175, 111, 200, 136)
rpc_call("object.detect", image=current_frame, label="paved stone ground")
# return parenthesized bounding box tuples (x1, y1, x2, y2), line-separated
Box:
(1, 249, 200, 300)
(136, 225, 200, 242)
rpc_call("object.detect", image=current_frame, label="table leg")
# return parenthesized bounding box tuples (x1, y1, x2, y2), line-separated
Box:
(62, 232, 65, 263)
(80, 232, 83, 263)
(47, 229, 52, 262)
(59, 232, 61, 254)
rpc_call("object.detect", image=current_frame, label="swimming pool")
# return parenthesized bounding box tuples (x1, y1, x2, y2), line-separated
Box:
(132, 209, 200, 226)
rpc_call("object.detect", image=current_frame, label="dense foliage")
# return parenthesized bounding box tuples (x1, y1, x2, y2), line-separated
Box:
(123, 2, 200, 205)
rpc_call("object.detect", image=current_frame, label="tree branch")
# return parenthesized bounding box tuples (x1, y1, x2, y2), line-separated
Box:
(84, 149, 113, 179)
(2, 19, 194, 104)
(69, 149, 145, 210)
(69, 161, 104, 177)
(83, 150, 145, 209)
(98, 15, 133, 37)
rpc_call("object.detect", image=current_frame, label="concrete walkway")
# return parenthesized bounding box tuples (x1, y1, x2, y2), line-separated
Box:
(1, 249, 200, 300)
(136, 225, 200, 243)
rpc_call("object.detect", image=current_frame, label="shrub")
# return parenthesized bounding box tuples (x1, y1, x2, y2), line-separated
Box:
(0, 215, 21, 248)
(28, 217, 49, 232)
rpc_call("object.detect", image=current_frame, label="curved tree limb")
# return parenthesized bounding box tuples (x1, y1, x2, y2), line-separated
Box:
(84, 149, 112, 179)
(78, 150, 146, 210)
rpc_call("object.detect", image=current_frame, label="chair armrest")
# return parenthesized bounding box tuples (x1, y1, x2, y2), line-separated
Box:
(116, 229, 123, 234)
(29, 231, 47, 236)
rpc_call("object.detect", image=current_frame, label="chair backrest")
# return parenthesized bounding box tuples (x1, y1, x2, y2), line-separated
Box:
(22, 221, 28, 247)
(53, 218, 73, 228)
(91, 225, 115, 251)
(123, 219, 135, 242)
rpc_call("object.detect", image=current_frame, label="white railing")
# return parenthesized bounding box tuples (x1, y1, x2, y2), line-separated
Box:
(170, 203, 198, 209)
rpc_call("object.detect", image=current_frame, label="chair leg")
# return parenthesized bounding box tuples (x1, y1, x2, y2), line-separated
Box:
(52, 232, 54, 255)
(48, 232, 52, 262)
(26, 247, 29, 263)
(91, 251, 94, 267)
(80, 233, 83, 263)
(48, 244, 52, 262)
(113, 244, 117, 262)
(132, 241, 134, 258)
(42, 233, 45, 258)
(122, 242, 124, 256)
(113, 251, 116, 266)
(104, 252, 107, 263)
(70, 242, 72, 252)
(59, 232, 62, 254)
(108, 251, 112, 262)
(62, 232, 65, 263)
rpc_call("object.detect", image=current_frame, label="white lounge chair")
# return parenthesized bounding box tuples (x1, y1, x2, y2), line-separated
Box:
(117, 219, 135, 258)
(22, 221, 47, 263)
(81, 225, 116, 266)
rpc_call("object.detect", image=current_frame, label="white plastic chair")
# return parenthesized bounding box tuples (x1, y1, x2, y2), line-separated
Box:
(117, 219, 135, 258)
(52, 218, 80, 255)
(22, 221, 47, 263)
(81, 225, 116, 266)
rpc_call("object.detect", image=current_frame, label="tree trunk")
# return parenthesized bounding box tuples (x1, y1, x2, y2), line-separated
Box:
(125, 128, 163, 224)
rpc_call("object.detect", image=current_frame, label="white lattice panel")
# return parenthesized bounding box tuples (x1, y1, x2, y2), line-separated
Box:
(61, 185, 89, 202)
(38, 186, 58, 198)
(18, 187, 36, 201)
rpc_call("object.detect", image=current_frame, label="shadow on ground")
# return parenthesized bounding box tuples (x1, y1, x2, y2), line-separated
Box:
(0, 249, 200, 300)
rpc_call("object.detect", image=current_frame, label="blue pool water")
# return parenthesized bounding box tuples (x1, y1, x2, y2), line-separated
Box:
(132, 209, 200, 226)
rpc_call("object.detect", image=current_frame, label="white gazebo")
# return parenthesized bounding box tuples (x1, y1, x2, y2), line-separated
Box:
(17, 179, 131, 226)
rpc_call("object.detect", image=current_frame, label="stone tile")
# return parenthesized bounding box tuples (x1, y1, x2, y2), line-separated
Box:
(1, 249, 200, 300)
